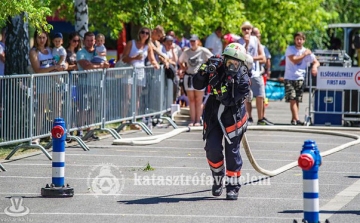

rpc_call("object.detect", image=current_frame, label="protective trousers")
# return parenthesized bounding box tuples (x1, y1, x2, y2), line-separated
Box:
(204, 106, 246, 192)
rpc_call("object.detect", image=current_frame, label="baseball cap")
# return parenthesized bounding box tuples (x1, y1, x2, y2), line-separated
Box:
(53, 32, 63, 39)
(241, 21, 253, 30)
(165, 35, 174, 42)
(189, 34, 199, 41)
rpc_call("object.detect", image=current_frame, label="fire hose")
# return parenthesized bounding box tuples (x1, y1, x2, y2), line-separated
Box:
(113, 126, 360, 177)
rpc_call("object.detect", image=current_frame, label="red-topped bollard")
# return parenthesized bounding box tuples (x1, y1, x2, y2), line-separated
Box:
(294, 140, 329, 223)
(41, 117, 74, 197)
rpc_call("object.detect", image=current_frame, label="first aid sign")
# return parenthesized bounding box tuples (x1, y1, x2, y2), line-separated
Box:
(317, 67, 360, 90)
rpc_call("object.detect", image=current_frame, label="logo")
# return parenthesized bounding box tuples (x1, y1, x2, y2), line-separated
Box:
(355, 71, 360, 86)
(4, 196, 30, 217)
(87, 163, 125, 197)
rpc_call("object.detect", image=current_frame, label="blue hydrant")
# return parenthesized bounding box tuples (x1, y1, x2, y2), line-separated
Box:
(51, 118, 66, 187)
(41, 117, 74, 197)
(297, 140, 322, 223)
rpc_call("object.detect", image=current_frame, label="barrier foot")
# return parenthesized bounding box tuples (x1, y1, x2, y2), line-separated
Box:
(160, 116, 178, 129)
(135, 121, 153, 135)
(101, 128, 121, 139)
(81, 129, 98, 141)
(5, 143, 52, 160)
(115, 123, 128, 132)
(41, 183, 74, 198)
(44, 141, 52, 150)
(0, 163, 6, 171)
(67, 135, 90, 151)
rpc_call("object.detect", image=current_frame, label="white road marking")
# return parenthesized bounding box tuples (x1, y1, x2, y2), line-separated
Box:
(0, 212, 297, 220)
(320, 179, 360, 221)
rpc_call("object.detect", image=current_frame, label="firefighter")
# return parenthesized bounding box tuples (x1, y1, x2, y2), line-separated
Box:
(193, 43, 252, 200)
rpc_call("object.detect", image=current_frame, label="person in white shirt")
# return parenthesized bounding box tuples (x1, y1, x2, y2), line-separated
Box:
(284, 32, 319, 125)
(238, 21, 271, 125)
(51, 32, 67, 67)
(205, 26, 223, 56)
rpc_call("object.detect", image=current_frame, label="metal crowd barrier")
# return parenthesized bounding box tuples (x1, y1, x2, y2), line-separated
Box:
(305, 67, 360, 127)
(1, 66, 171, 163)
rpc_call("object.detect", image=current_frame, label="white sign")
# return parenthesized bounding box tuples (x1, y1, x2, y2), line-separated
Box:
(317, 67, 360, 90)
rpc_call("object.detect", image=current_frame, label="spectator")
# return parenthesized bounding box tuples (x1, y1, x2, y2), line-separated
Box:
(166, 30, 182, 59)
(0, 27, 6, 76)
(91, 33, 107, 64)
(30, 30, 66, 73)
(252, 27, 272, 111)
(238, 21, 272, 125)
(162, 35, 179, 103)
(205, 26, 223, 55)
(76, 31, 109, 139)
(66, 32, 81, 71)
(176, 33, 190, 51)
(178, 34, 213, 126)
(284, 32, 319, 125)
(122, 27, 160, 119)
(176, 87, 189, 107)
(29, 29, 67, 144)
(51, 32, 67, 67)
(150, 25, 168, 67)
(65, 32, 82, 138)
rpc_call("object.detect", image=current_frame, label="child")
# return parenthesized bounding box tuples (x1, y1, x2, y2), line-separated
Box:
(91, 33, 107, 64)
(52, 32, 67, 67)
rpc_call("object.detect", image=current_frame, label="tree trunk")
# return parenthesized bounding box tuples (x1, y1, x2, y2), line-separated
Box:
(5, 12, 30, 75)
(75, 0, 89, 38)
(2, 13, 30, 140)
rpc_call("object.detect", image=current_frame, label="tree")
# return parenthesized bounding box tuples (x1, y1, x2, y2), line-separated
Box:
(4, 13, 30, 75)
(75, 0, 89, 38)
(0, 0, 52, 75)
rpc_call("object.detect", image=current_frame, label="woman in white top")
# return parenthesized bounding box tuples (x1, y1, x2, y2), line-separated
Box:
(122, 27, 160, 116)
(29, 29, 67, 144)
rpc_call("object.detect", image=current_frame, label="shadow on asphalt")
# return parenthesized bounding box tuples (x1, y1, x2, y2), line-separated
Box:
(118, 189, 226, 204)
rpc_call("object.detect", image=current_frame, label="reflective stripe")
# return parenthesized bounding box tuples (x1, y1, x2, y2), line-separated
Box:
(212, 85, 227, 95)
(208, 159, 224, 168)
(225, 115, 247, 137)
(226, 170, 241, 177)
(304, 198, 320, 212)
(208, 160, 224, 173)
(303, 179, 319, 193)
(210, 165, 224, 173)
(228, 127, 244, 139)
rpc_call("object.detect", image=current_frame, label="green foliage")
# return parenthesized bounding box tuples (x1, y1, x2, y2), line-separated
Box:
(0, 0, 52, 32)
(3, 0, 360, 55)
(242, 0, 337, 53)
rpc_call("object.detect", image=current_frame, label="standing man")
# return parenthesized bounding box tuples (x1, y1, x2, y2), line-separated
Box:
(205, 26, 223, 56)
(284, 32, 319, 125)
(0, 27, 6, 76)
(252, 27, 272, 117)
(238, 21, 272, 125)
(76, 32, 109, 139)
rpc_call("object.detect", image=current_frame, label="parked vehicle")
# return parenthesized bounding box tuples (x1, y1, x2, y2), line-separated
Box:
(270, 54, 285, 79)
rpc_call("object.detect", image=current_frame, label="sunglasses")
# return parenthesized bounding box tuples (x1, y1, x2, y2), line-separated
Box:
(140, 31, 150, 35)
(72, 39, 80, 42)
(242, 27, 251, 31)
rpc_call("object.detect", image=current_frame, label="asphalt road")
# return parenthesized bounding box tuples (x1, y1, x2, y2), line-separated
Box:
(0, 92, 359, 223)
